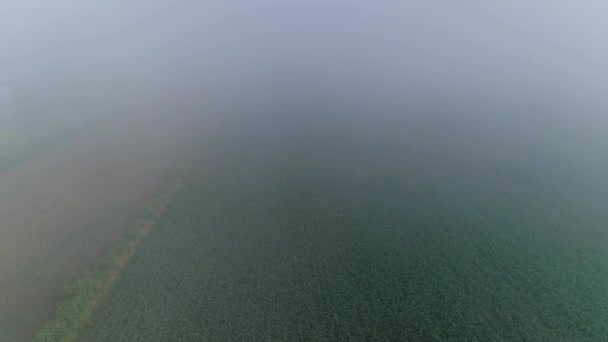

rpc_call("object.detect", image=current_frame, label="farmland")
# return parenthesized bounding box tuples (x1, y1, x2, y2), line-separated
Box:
(84, 111, 608, 341)
(0, 113, 100, 172)
(6, 1, 608, 341)
(0, 111, 202, 341)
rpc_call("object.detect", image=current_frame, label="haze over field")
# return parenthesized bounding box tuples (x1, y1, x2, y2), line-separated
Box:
(3, 1, 608, 108)
(1, 1, 608, 341)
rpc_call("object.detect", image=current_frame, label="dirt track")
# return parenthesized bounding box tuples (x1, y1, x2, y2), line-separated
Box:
(0, 110, 202, 341)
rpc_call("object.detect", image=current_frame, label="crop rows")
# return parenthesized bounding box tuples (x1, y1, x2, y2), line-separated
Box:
(86, 134, 608, 341)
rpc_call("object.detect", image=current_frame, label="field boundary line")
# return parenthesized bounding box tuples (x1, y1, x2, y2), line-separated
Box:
(32, 161, 193, 342)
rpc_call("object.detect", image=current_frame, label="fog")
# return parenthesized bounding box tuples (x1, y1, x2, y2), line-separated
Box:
(3, 1, 608, 147)
(2, 1, 608, 340)
(3, 1, 608, 107)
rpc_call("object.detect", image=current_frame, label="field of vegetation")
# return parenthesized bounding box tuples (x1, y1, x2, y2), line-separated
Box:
(0, 113, 102, 172)
(0, 107, 203, 341)
(33, 165, 188, 342)
(82, 116, 608, 341)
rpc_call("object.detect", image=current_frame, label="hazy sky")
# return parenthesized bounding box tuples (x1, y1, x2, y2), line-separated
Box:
(1, 1, 607, 108)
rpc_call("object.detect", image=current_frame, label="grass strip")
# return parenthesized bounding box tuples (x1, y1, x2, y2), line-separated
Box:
(33, 162, 191, 342)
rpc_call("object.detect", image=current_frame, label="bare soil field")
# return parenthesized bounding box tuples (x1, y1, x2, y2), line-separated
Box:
(0, 109, 202, 341)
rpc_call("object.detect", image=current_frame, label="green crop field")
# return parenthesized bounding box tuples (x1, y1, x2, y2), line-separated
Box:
(83, 121, 608, 341)
(0, 133, 64, 172)
(0, 114, 101, 172)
